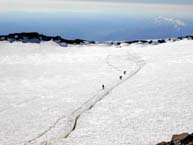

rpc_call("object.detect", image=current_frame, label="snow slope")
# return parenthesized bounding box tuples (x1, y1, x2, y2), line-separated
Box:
(58, 40, 193, 145)
(0, 39, 193, 145)
(0, 41, 137, 145)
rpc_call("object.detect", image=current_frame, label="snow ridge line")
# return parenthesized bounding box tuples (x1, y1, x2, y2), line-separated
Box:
(26, 52, 145, 145)
(27, 115, 67, 144)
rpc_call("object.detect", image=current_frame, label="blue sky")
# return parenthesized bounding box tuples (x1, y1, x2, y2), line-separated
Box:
(0, 0, 192, 41)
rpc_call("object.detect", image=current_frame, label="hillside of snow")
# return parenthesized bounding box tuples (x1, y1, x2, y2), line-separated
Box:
(0, 38, 193, 145)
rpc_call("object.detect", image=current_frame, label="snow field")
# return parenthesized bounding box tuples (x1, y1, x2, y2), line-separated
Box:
(59, 40, 193, 145)
(0, 41, 136, 145)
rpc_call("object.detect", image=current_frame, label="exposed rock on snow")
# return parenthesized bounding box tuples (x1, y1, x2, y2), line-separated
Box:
(0, 32, 95, 46)
(0, 32, 193, 46)
(157, 133, 193, 145)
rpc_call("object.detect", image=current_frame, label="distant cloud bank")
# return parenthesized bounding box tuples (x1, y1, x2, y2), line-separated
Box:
(155, 16, 186, 30)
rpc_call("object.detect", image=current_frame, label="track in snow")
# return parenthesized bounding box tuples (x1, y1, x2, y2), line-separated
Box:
(64, 53, 145, 138)
(26, 52, 145, 145)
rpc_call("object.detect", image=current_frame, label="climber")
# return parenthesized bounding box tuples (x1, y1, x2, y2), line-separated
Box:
(102, 84, 105, 90)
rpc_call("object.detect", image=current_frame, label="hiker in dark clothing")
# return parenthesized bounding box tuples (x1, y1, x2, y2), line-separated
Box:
(102, 84, 105, 90)
(119, 76, 123, 80)
(123, 71, 127, 75)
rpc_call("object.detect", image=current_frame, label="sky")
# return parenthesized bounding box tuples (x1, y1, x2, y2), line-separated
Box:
(0, 0, 193, 18)
(0, 0, 193, 13)
(102, 0, 193, 4)
(0, 0, 193, 41)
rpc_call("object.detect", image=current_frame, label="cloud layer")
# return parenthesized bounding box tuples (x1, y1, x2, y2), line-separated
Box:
(155, 16, 186, 30)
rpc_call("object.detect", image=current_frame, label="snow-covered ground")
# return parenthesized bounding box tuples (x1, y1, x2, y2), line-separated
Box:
(0, 40, 193, 145)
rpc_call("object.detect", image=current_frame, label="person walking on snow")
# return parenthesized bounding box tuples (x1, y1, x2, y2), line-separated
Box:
(120, 76, 123, 80)
(123, 71, 127, 75)
(102, 84, 105, 90)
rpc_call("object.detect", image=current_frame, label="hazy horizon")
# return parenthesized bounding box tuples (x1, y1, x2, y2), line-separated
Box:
(0, 0, 193, 41)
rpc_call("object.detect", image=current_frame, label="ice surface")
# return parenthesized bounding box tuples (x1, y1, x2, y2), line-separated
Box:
(0, 40, 193, 145)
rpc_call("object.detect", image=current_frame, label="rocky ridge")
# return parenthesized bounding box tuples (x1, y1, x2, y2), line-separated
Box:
(157, 133, 193, 145)
(0, 32, 193, 46)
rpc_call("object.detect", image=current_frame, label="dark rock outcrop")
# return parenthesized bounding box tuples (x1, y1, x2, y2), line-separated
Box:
(123, 39, 165, 45)
(119, 36, 193, 46)
(0, 32, 95, 46)
(0, 32, 192, 46)
(157, 133, 193, 145)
